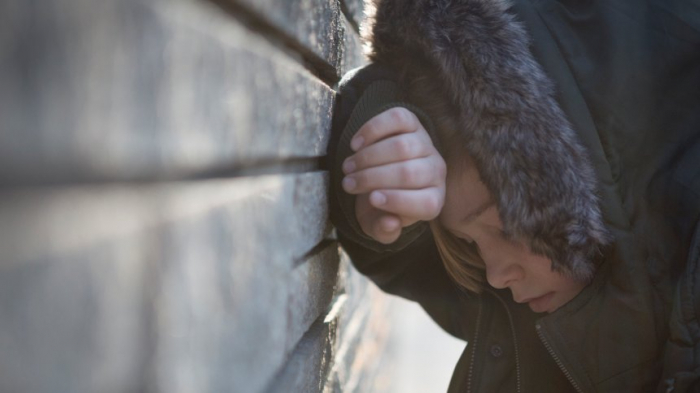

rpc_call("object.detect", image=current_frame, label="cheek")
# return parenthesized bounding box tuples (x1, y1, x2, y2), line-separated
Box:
(525, 256, 583, 292)
(543, 270, 586, 295)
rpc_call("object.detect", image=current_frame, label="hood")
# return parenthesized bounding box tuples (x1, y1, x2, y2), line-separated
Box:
(361, 0, 610, 280)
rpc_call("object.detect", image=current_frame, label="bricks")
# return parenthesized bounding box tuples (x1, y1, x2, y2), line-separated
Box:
(0, 0, 335, 185)
(0, 0, 402, 391)
(0, 210, 156, 392)
(151, 174, 334, 393)
(0, 173, 338, 393)
(228, 0, 344, 73)
(341, 0, 368, 33)
(266, 318, 339, 393)
(325, 254, 396, 392)
(341, 15, 368, 75)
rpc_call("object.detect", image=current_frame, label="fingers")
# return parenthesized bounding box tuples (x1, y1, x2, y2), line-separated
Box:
(355, 194, 419, 244)
(350, 107, 422, 151)
(356, 195, 401, 244)
(368, 215, 402, 244)
(368, 188, 444, 221)
(343, 131, 433, 174)
(342, 155, 446, 194)
(345, 106, 446, 245)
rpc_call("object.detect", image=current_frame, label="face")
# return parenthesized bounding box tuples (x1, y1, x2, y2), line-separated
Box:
(438, 158, 586, 313)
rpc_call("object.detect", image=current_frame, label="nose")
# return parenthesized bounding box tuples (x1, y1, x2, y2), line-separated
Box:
(480, 242, 524, 289)
(485, 262, 523, 289)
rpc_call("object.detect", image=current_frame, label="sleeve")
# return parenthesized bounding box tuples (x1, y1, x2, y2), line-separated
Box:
(327, 63, 479, 340)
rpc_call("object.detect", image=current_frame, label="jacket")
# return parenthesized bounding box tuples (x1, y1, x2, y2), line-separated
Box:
(328, 0, 700, 391)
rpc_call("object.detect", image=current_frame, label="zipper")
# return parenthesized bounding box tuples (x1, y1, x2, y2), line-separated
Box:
(487, 289, 522, 393)
(511, 318, 522, 393)
(536, 323, 585, 393)
(466, 297, 484, 393)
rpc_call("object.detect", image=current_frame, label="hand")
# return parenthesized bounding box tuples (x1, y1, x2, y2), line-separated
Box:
(341, 107, 447, 244)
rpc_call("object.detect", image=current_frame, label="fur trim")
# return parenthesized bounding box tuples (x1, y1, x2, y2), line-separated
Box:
(363, 0, 609, 280)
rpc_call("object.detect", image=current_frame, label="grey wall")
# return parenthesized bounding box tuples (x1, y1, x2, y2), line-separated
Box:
(0, 0, 395, 391)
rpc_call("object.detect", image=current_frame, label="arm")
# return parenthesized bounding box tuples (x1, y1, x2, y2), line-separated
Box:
(328, 64, 478, 339)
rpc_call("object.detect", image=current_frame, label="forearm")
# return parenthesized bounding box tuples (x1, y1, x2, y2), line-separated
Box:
(328, 63, 473, 339)
(328, 64, 435, 251)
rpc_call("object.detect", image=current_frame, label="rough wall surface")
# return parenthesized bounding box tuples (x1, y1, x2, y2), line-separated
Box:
(0, 0, 399, 391)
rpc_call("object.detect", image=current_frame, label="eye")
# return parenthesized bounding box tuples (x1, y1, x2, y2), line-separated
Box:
(462, 237, 482, 258)
(487, 225, 507, 240)
(459, 235, 474, 245)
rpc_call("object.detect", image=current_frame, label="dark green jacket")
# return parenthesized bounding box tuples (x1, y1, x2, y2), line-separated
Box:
(329, 0, 700, 392)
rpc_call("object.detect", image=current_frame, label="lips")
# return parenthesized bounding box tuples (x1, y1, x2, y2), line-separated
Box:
(516, 292, 555, 313)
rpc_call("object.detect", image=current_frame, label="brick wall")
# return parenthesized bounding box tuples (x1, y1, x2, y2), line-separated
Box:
(0, 0, 400, 391)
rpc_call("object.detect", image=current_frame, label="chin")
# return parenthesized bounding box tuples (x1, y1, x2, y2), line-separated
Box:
(528, 292, 557, 313)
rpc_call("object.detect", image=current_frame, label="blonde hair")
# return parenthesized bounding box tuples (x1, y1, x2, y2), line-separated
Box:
(429, 220, 486, 294)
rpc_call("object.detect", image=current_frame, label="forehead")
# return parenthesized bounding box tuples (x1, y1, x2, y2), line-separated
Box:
(438, 161, 492, 230)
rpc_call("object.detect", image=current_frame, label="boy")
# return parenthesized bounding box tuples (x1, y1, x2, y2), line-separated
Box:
(329, 0, 700, 391)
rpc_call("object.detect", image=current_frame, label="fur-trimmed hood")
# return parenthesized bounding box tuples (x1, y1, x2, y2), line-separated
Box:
(360, 0, 610, 280)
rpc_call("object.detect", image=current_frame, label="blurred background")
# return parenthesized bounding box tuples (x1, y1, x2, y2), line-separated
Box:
(383, 298, 465, 393)
(0, 0, 464, 391)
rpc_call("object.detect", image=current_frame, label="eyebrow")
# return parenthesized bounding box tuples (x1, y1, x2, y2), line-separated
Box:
(460, 199, 495, 226)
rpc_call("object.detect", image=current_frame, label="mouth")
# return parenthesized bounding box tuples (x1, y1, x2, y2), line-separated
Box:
(517, 292, 555, 313)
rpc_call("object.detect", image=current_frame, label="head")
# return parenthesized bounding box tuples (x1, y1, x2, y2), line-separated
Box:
(385, 63, 593, 313)
(431, 154, 588, 313)
(365, 0, 609, 311)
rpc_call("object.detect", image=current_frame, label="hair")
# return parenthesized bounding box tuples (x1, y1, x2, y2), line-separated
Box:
(394, 65, 491, 294)
(430, 220, 486, 293)
(363, 0, 610, 282)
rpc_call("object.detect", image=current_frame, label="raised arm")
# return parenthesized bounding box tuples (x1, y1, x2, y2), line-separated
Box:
(342, 104, 446, 244)
(328, 64, 477, 339)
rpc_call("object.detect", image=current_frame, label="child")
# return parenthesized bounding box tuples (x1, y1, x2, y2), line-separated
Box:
(329, 0, 700, 392)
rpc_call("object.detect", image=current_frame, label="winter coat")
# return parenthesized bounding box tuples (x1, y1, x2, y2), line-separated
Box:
(328, 0, 700, 392)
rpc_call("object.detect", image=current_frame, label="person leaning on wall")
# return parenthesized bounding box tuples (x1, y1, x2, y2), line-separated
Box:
(328, 0, 700, 392)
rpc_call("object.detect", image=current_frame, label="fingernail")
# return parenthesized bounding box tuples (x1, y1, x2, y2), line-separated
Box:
(371, 191, 386, 206)
(351, 136, 364, 151)
(343, 158, 356, 174)
(342, 177, 356, 191)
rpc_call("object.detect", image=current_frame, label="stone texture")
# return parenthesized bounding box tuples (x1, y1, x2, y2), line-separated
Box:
(229, 0, 344, 73)
(0, 0, 396, 392)
(267, 318, 339, 393)
(341, 0, 367, 33)
(341, 16, 368, 75)
(0, 0, 334, 186)
(264, 252, 397, 393)
(0, 172, 336, 393)
(150, 174, 336, 393)
(0, 235, 155, 393)
(322, 254, 396, 393)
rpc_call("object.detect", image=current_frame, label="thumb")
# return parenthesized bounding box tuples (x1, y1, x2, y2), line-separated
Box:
(356, 194, 402, 244)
